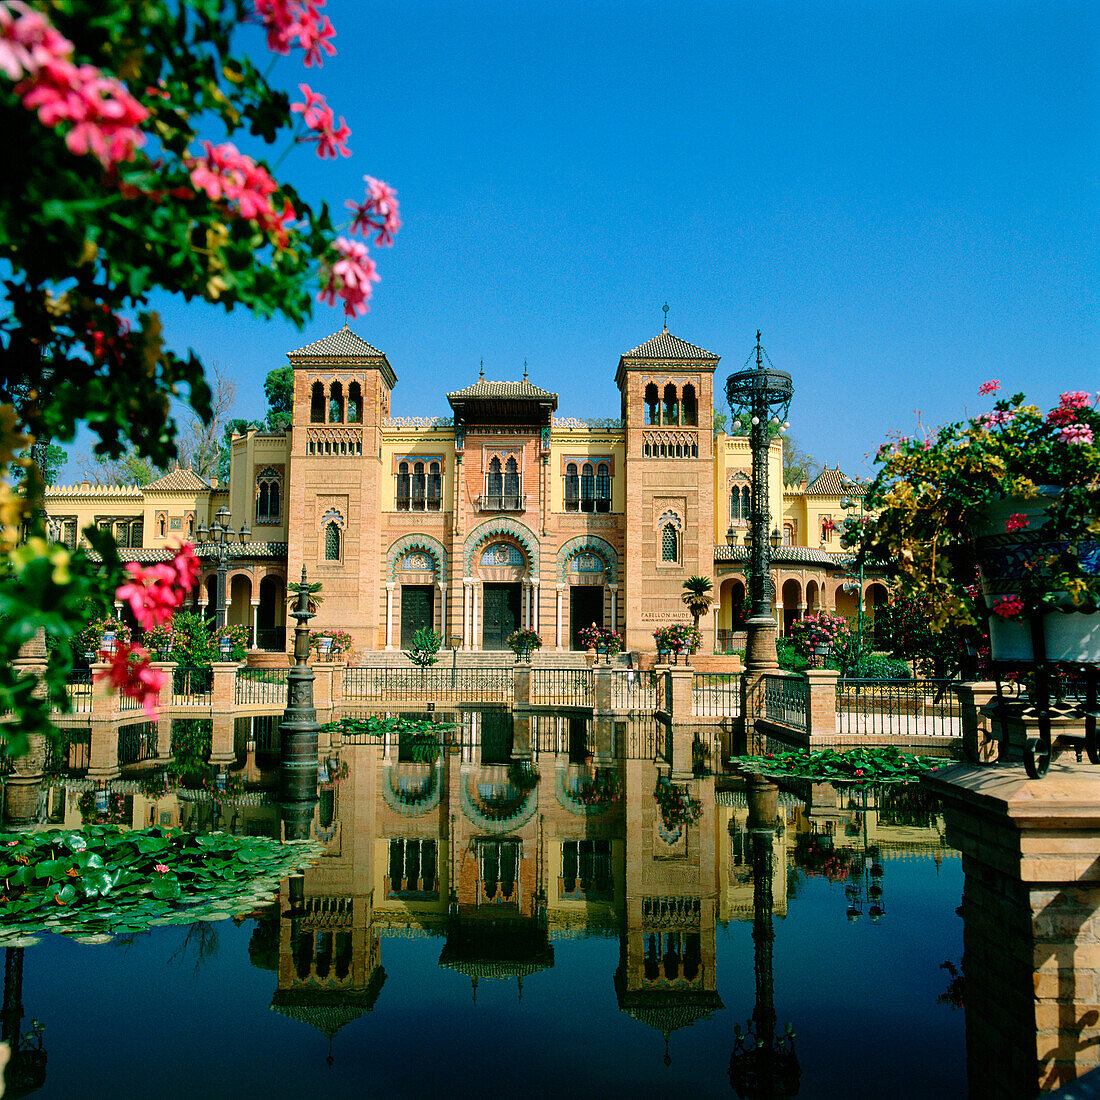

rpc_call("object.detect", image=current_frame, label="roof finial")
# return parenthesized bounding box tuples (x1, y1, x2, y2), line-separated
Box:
(479, 358, 484, 381)
(755, 330, 763, 369)
(523, 358, 528, 381)
(662, 302, 669, 331)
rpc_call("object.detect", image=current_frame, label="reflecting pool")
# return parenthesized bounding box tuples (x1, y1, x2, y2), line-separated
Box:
(1, 712, 967, 1099)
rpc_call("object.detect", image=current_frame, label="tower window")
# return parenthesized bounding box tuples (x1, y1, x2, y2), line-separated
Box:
(681, 384, 698, 426)
(663, 383, 679, 425)
(324, 522, 341, 561)
(661, 523, 679, 563)
(347, 381, 362, 423)
(580, 463, 595, 512)
(310, 381, 325, 423)
(565, 463, 579, 511)
(595, 463, 611, 512)
(427, 461, 442, 511)
(396, 461, 410, 510)
(411, 461, 426, 511)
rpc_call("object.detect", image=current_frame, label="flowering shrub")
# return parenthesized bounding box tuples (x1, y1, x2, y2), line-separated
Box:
(570, 769, 622, 808)
(309, 628, 351, 657)
(859, 388, 1100, 626)
(577, 624, 623, 654)
(653, 778, 703, 830)
(214, 622, 249, 660)
(789, 612, 855, 671)
(507, 628, 542, 657)
(793, 835, 858, 882)
(74, 616, 131, 658)
(653, 623, 701, 655)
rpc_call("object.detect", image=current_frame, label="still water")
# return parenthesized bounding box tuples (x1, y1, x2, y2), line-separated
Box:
(4, 715, 965, 1098)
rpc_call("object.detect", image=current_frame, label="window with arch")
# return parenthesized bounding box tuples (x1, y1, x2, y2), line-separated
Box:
(595, 462, 611, 512)
(396, 461, 410, 510)
(324, 522, 341, 560)
(411, 461, 426, 511)
(644, 383, 659, 425)
(328, 381, 344, 423)
(565, 463, 579, 511)
(131, 520, 143, 546)
(681, 383, 698, 426)
(663, 383, 679, 425)
(503, 456, 520, 507)
(310, 381, 325, 423)
(427, 461, 442, 511)
(256, 468, 282, 523)
(730, 486, 741, 521)
(185, 514, 194, 537)
(661, 522, 680, 563)
(783, 524, 793, 546)
(580, 462, 595, 512)
(346, 381, 362, 423)
(486, 456, 503, 505)
(157, 513, 166, 538)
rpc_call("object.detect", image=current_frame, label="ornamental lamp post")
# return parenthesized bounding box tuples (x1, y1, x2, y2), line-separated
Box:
(726, 333, 793, 672)
(197, 506, 251, 632)
(840, 485, 866, 663)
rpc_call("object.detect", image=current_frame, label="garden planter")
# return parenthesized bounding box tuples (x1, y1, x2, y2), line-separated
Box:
(975, 490, 1100, 663)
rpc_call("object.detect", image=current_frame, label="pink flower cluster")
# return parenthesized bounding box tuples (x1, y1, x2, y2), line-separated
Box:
(187, 142, 295, 246)
(254, 0, 336, 66)
(2, 1, 148, 167)
(1004, 513, 1029, 533)
(978, 409, 1015, 428)
(992, 594, 1024, 619)
(96, 545, 201, 719)
(1046, 391, 1095, 426)
(115, 545, 201, 630)
(347, 176, 402, 247)
(291, 83, 350, 158)
(978, 380, 1001, 396)
(318, 236, 380, 318)
(1061, 423, 1095, 446)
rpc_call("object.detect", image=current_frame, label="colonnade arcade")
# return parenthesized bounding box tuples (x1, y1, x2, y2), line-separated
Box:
(198, 566, 287, 649)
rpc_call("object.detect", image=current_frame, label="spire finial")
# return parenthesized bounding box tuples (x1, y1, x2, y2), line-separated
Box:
(755, 330, 763, 369)
(662, 302, 669, 331)
(523, 358, 528, 381)
(479, 358, 484, 381)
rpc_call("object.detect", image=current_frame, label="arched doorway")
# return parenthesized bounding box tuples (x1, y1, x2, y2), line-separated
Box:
(867, 582, 889, 646)
(478, 541, 526, 650)
(257, 574, 286, 651)
(781, 578, 802, 636)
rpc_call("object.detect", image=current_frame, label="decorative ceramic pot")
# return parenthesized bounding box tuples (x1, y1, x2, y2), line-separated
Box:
(975, 489, 1100, 663)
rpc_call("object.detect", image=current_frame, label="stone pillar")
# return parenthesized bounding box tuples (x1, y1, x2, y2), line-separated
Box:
(954, 681, 1001, 764)
(385, 583, 395, 650)
(522, 581, 530, 631)
(152, 662, 175, 763)
(608, 583, 618, 636)
(531, 578, 540, 634)
(668, 666, 695, 781)
(209, 712, 235, 767)
(330, 662, 346, 710)
(211, 661, 238, 712)
(250, 599, 260, 648)
(804, 669, 840, 742)
(462, 579, 472, 649)
(473, 582, 481, 650)
(87, 662, 121, 782)
(438, 582, 447, 643)
(593, 663, 612, 715)
(311, 661, 334, 721)
(925, 763, 1100, 1096)
(513, 664, 532, 706)
(594, 717, 615, 767)
(512, 712, 532, 761)
(556, 583, 564, 650)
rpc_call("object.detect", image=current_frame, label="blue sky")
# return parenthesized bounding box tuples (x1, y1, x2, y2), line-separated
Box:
(80, 0, 1098, 481)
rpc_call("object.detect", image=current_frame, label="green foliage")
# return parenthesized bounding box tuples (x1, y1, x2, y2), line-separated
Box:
(0, 827, 322, 941)
(319, 714, 454, 740)
(170, 719, 212, 777)
(264, 365, 294, 433)
(403, 729, 441, 763)
(782, 434, 821, 487)
(214, 622, 249, 660)
(739, 746, 942, 785)
(168, 610, 216, 668)
(681, 575, 714, 630)
(9, 444, 67, 486)
(506, 628, 541, 658)
(848, 654, 912, 680)
(407, 627, 443, 668)
(507, 760, 540, 791)
(776, 637, 808, 672)
(873, 595, 988, 680)
(653, 778, 703, 829)
(287, 578, 323, 613)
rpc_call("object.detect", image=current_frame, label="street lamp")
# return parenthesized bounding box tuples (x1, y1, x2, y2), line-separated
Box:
(196, 506, 251, 631)
(726, 333, 794, 672)
(840, 484, 866, 663)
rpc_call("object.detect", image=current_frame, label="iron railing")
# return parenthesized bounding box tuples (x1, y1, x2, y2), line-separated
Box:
(610, 670, 658, 711)
(66, 669, 92, 713)
(761, 674, 809, 733)
(693, 673, 742, 717)
(235, 668, 289, 705)
(172, 667, 213, 706)
(342, 665, 513, 704)
(623, 719, 670, 763)
(531, 668, 593, 708)
(118, 722, 158, 765)
(716, 630, 748, 654)
(836, 679, 960, 738)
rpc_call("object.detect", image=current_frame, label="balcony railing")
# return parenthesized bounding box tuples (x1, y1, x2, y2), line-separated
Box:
(474, 493, 526, 513)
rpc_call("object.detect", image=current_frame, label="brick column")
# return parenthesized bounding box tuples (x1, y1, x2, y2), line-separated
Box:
(312, 661, 334, 720)
(209, 713, 235, 767)
(926, 763, 1100, 1096)
(512, 713, 532, 761)
(513, 664, 532, 706)
(330, 662, 346, 709)
(593, 664, 612, 715)
(87, 661, 121, 781)
(668, 667, 695, 781)
(804, 669, 839, 742)
(954, 681, 1000, 764)
(211, 661, 238, 711)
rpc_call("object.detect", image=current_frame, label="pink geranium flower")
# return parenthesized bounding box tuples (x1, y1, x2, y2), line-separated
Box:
(992, 594, 1025, 619)
(1004, 514, 1029, 533)
(253, 0, 336, 66)
(291, 83, 350, 158)
(978, 380, 1000, 396)
(346, 176, 401, 246)
(1060, 423, 1094, 446)
(95, 643, 169, 718)
(318, 236, 380, 317)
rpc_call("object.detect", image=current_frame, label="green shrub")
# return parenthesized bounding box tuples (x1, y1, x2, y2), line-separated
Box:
(849, 655, 912, 680)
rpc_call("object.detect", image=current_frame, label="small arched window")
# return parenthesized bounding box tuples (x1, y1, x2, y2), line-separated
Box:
(644, 383, 659, 426)
(580, 463, 595, 513)
(324, 522, 341, 560)
(681, 384, 698, 426)
(411, 461, 426, 511)
(157, 514, 166, 538)
(730, 487, 740, 521)
(663, 383, 678, 425)
(310, 381, 325, 423)
(427, 461, 442, 511)
(346, 381, 362, 423)
(595, 463, 611, 512)
(742, 486, 751, 520)
(564, 463, 579, 511)
(504, 457, 520, 506)
(396, 461, 410, 510)
(486, 456, 502, 504)
(661, 523, 679, 563)
(257, 469, 281, 523)
(328, 381, 344, 423)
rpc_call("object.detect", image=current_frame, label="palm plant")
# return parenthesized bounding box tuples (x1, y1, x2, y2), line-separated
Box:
(286, 578, 324, 614)
(681, 575, 714, 634)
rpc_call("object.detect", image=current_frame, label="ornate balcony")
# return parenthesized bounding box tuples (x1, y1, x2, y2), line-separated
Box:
(474, 493, 527, 513)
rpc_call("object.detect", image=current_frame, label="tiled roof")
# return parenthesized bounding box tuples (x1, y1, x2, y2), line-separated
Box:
(144, 465, 210, 492)
(88, 544, 288, 564)
(622, 330, 718, 360)
(447, 379, 557, 400)
(714, 545, 855, 567)
(805, 466, 864, 496)
(288, 323, 385, 358)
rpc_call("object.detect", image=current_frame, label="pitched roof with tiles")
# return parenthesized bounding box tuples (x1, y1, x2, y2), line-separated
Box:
(288, 323, 385, 359)
(446, 378, 557, 401)
(805, 466, 864, 496)
(143, 465, 210, 492)
(621, 329, 719, 361)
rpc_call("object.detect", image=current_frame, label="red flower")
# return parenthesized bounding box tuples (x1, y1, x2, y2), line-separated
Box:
(1004, 514, 1029, 533)
(978, 380, 1000, 396)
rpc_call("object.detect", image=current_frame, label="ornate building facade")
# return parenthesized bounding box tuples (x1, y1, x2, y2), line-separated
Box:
(45, 323, 886, 655)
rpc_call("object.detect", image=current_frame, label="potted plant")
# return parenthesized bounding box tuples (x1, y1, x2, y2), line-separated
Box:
(789, 612, 856, 672)
(310, 629, 352, 659)
(214, 623, 249, 660)
(653, 776, 703, 830)
(75, 617, 131, 663)
(577, 625, 623, 661)
(507, 628, 542, 662)
(858, 386, 1099, 663)
(652, 623, 702, 663)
